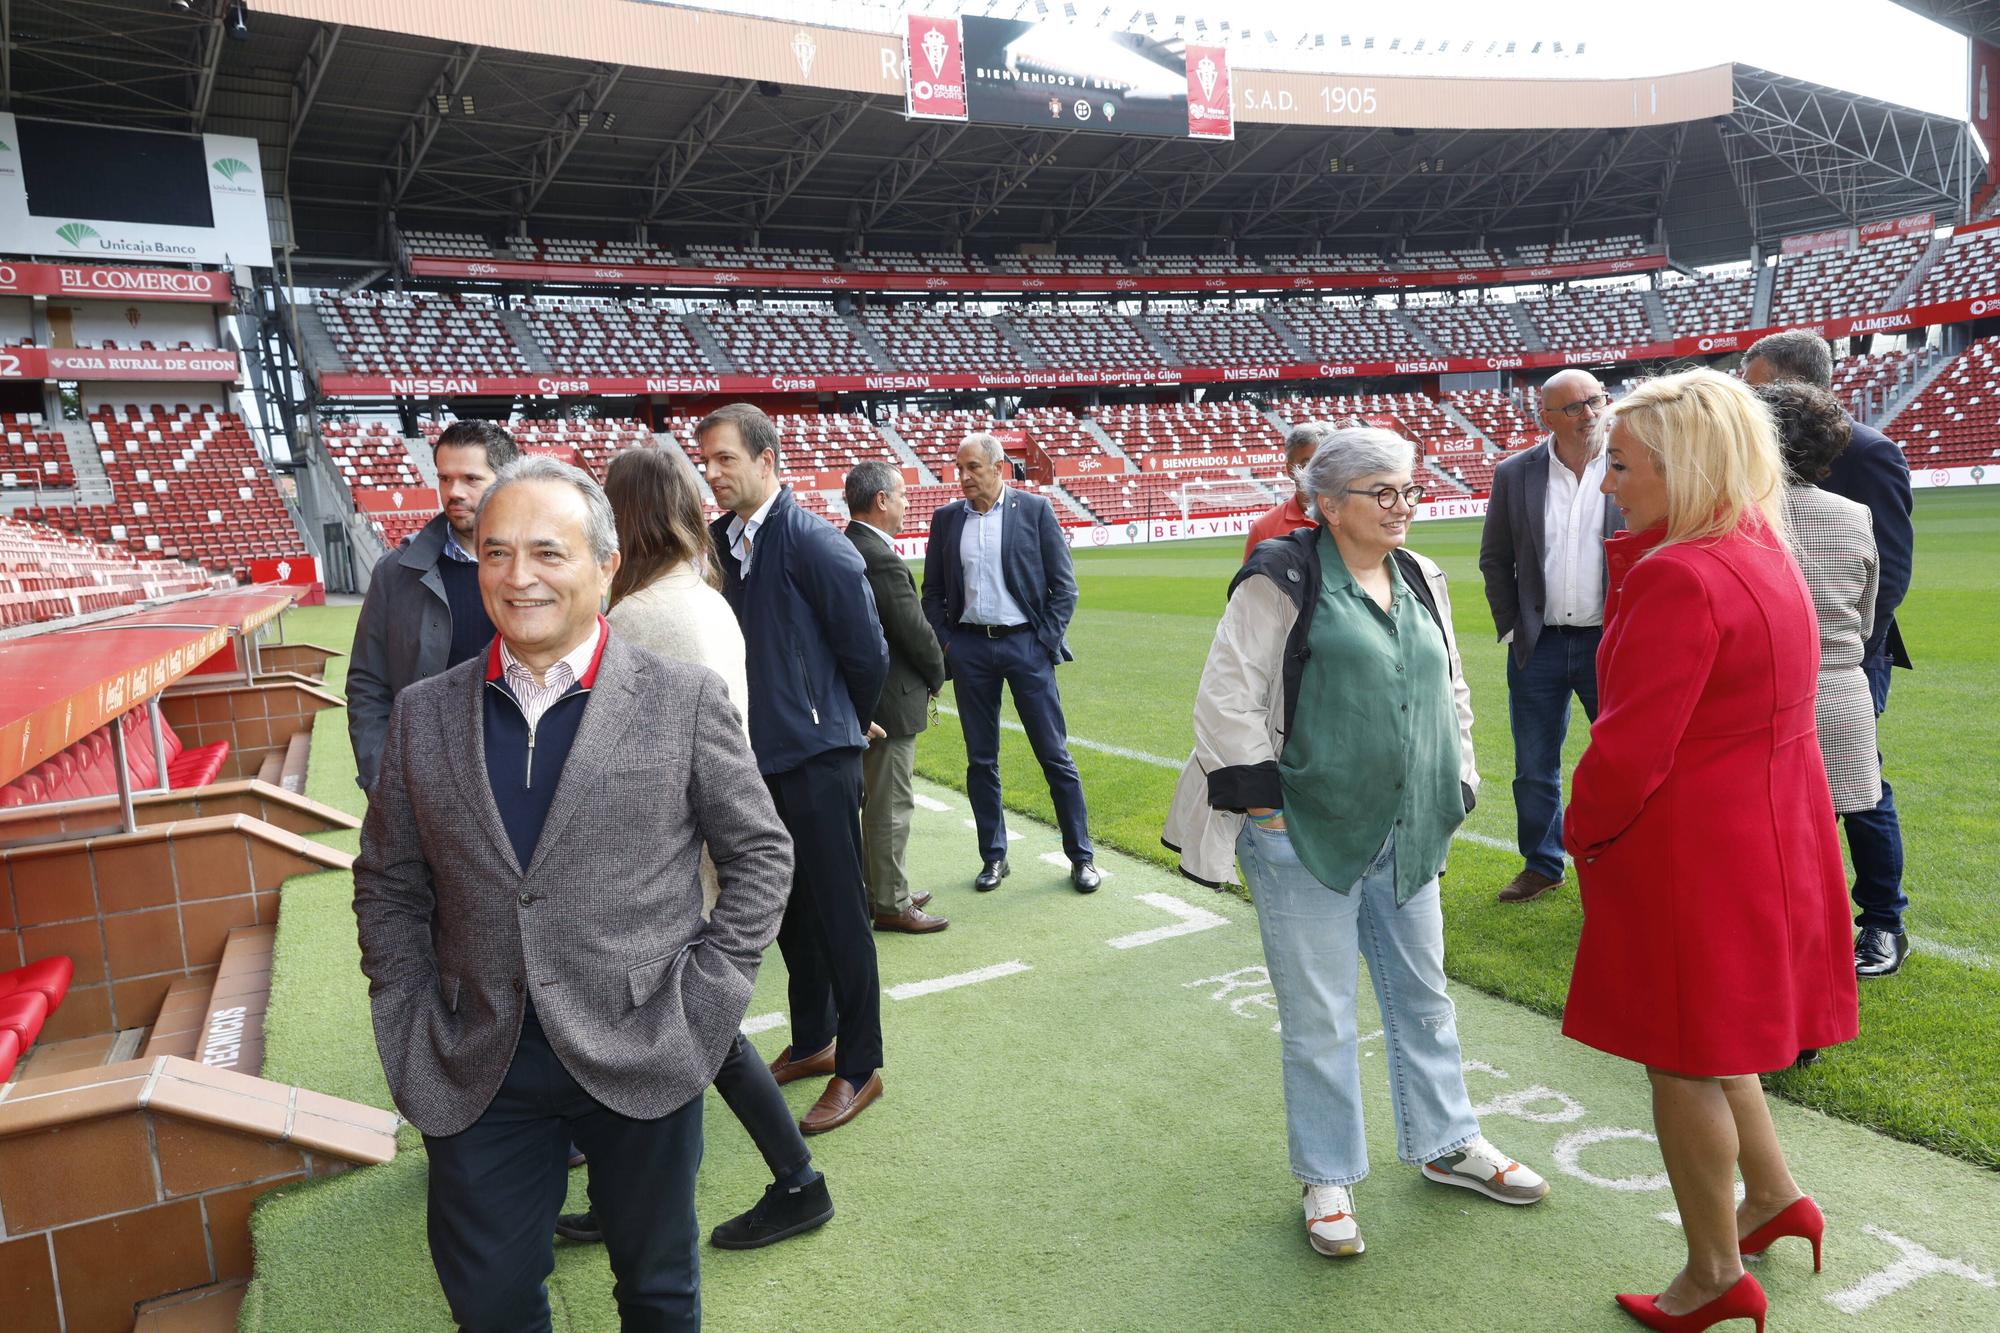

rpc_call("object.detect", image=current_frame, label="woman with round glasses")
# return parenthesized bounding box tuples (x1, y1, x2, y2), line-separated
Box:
(1164, 426, 1549, 1260)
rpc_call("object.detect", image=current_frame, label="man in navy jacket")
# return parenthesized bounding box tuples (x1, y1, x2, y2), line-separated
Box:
(702, 404, 890, 1134)
(1746, 331, 1914, 978)
(922, 432, 1099, 894)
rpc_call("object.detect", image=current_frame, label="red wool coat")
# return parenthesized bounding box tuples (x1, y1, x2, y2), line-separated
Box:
(1561, 519, 1860, 1075)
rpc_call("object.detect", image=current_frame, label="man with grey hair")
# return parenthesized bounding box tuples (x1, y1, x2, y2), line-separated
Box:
(843, 460, 949, 933)
(923, 430, 1097, 893)
(1245, 420, 1334, 556)
(356, 453, 793, 1327)
(1744, 329, 1915, 977)
(1477, 369, 1624, 904)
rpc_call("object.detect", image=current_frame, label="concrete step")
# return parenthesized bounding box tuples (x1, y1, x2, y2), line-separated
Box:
(1132, 313, 1185, 366)
(681, 311, 739, 373)
(255, 753, 284, 787)
(1884, 233, 1949, 311)
(194, 924, 278, 1076)
(141, 974, 213, 1061)
(60, 419, 116, 504)
(1078, 415, 1136, 469)
(1393, 308, 1444, 355)
(842, 309, 898, 371)
(497, 308, 555, 373)
(875, 420, 936, 483)
(1260, 308, 1316, 360)
(1507, 303, 1546, 353)
(1752, 260, 1776, 327)
(279, 731, 310, 794)
(134, 1279, 249, 1332)
(991, 314, 1049, 369)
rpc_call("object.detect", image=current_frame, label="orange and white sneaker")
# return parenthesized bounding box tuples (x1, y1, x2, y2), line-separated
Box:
(1302, 1183, 1364, 1257)
(1422, 1136, 1549, 1205)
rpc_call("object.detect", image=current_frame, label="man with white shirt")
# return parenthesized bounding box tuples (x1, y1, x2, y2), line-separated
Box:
(701, 404, 891, 1135)
(843, 461, 949, 934)
(1477, 370, 1626, 904)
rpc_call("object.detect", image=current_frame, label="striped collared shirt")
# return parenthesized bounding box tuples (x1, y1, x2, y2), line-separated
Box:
(496, 620, 603, 730)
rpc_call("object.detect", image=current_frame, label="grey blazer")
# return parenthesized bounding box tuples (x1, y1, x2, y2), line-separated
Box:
(1783, 484, 1882, 813)
(1477, 439, 1625, 668)
(353, 635, 794, 1138)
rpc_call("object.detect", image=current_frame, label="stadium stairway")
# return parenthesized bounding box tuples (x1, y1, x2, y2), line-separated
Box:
(1505, 302, 1545, 352)
(842, 311, 900, 371)
(992, 315, 1050, 369)
(1262, 407, 1293, 437)
(400, 430, 437, 489)
(1885, 233, 1951, 312)
(652, 432, 717, 502)
(679, 310, 739, 373)
(1641, 287, 1675, 342)
(497, 309, 556, 373)
(874, 420, 938, 484)
(1133, 314, 1186, 366)
(1873, 346, 1957, 428)
(1393, 308, 1446, 355)
(1079, 415, 1136, 468)
(290, 305, 344, 386)
(1752, 262, 1777, 326)
(1438, 397, 1499, 448)
(59, 422, 115, 505)
(1259, 309, 1316, 360)
(1045, 483, 1096, 523)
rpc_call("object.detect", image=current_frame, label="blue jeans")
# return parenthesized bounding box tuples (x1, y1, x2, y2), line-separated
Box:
(951, 630, 1093, 865)
(1238, 824, 1481, 1186)
(1845, 650, 1906, 933)
(1507, 626, 1602, 879)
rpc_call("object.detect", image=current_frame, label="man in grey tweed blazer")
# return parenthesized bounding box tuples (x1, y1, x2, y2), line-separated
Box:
(355, 457, 792, 1331)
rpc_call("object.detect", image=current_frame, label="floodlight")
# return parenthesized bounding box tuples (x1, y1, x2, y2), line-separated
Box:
(226, 1, 248, 40)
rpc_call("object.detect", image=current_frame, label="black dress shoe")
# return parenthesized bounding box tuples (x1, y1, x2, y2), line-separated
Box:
(555, 1210, 602, 1243)
(975, 858, 1009, 892)
(1855, 927, 1909, 978)
(1072, 860, 1102, 893)
(710, 1177, 835, 1250)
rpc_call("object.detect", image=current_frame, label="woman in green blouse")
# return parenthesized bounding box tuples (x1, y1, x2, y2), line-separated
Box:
(1165, 426, 1549, 1259)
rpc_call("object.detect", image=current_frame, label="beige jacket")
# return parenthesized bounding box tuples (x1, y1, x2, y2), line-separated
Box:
(607, 563, 749, 915)
(1161, 547, 1479, 888)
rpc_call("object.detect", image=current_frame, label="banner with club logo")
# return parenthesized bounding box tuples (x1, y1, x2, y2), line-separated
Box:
(0, 113, 273, 268)
(905, 15, 969, 121)
(1184, 43, 1233, 139)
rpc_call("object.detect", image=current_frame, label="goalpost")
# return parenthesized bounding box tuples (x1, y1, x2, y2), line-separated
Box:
(1175, 474, 1284, 522)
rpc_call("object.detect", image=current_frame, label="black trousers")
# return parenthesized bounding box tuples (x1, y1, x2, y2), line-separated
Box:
(765, 748, 883, 1079)
(713, 1030, 811, 1181)
(423, 1012, 703, 1333)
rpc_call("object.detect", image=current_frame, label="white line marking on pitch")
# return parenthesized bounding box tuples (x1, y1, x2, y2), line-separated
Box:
(1108, 893, 1229, 949)
(974, 717, 2000, 977)
(913, 793, 951, 811)
(885, 960, 1032, 1001)
(741, 1012, 787, 1035)
(962, 818, 1023, 840)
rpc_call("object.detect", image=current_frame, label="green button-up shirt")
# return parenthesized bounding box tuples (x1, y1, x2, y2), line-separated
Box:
(1278, 529, 1464, 904)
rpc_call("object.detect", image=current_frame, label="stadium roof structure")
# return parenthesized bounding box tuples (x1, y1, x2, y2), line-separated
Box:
(1891, 0, 2000, 46)
(4, 1, 1984, 279)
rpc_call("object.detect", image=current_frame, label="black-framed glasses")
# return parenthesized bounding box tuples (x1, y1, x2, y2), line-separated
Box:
(1343, 484, 1427, 509)
(1551, 394, 1612, 420)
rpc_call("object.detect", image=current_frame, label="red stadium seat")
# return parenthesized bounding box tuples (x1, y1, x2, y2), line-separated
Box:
(167, 739, 231, 789)
(0, 989, 50, 1047)
(0, 956, 74, 1009)
(0, 1028, 20, 1083)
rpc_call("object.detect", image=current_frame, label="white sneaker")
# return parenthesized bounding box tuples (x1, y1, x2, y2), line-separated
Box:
(1302, 1182, 1364, 1257)
(1421, 1136, 1550, 1205)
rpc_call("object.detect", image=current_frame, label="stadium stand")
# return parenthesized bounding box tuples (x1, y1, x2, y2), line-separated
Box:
(989, 253, 1126, 276)
(317, 292, 529, 374)
(513, 418, 654, 480)
(1509, 234, 1656, 265)
(0, 412, 75, 490)
(1524, 283, 1655, 350)
(66, 406, 304, 573)
(1912, 227, 2000, 307)
(513, 235, 664, 265)
(1008, 306, 1171, 373)
(1883, 335, 2000, 467)
(1406, 298, 1524, 357)
(1446, 388, 1543, 448)
(1137, 254, 1267, 275)
(402, 229, 496, 258)
(1830, 347, 1933, 420)
(1768, 236, 1927, 324)
(1271, 300, 1429, 361)
(893, 407, 1004, 474)
(682, 243, 838, 272)
(1149, 306, 1294, 364)
(0, 515, 217, 626)
(521, 299, 717, 376)
(860, 304, 1026, 371)
(320, 420, 421, 490)
(851, 250, 986, 274)
(1657, 268, 1757, 333)
(1091, 401, 1283, 474)
(1427, 446, 1500, 495)
(1272, 392, 1476, 452)
(699, 304, 875, 374)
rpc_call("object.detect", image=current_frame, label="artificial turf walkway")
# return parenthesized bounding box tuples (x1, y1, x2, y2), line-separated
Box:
(241, 611, 2000, 1330)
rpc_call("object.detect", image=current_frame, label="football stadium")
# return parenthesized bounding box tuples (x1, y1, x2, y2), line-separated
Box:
(0, 0, 1996, 1328)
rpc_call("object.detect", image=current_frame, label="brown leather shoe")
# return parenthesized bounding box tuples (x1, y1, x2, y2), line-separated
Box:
(766, 1040, 835, 1086)
(874, 905, 949, 933)
(1497, 870, 1563, 904)
(912, 891, 933, 909)
(799, 1072, 882, 1135)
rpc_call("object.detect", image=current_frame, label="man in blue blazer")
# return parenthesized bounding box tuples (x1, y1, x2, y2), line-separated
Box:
(922, 432, 1099, 894)
(1746, 331, 1915, 978)
(702, 404, 891, 1133)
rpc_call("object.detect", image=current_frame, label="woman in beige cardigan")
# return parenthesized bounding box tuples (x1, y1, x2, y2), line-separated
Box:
(551, 445, 835, 1252)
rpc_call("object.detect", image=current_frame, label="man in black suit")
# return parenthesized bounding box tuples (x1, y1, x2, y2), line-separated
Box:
(1477, 370, 1626, 905)
(1745, 330, 1915, 978)
(844, 461, 950, 934)
(922, 432, 1099, 894)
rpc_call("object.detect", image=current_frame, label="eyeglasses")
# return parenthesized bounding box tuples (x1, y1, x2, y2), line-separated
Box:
(1343, 485, 1427, 509)
(1550, 394, 1612, 420)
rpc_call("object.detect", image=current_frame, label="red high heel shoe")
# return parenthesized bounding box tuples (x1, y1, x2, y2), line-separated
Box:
(1739, 1195, 1825, 1272)
(1616, 1273, 1766, 1332)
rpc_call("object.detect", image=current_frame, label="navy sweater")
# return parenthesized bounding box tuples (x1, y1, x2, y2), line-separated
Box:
(483, 677, 592, 873)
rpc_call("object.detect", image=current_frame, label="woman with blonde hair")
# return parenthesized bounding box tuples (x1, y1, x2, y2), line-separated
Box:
(1562, 368, 1858, 1331)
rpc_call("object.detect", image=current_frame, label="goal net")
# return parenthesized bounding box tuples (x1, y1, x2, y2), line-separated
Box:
(1175, 474, 1285, 521)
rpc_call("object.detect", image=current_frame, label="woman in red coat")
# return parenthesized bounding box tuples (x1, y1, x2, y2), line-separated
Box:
(1563, 368, 1858, 1331)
